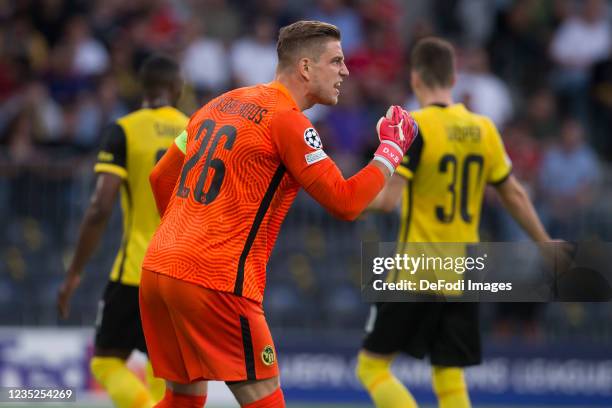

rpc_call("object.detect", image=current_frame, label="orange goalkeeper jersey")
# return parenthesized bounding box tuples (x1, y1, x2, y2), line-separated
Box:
(143, 81, 343, 303)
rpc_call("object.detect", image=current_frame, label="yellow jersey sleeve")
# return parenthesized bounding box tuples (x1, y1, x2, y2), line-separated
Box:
(94, 123, 128, 179)
(396, 132, 424, 180)
(485, 118, 512, 185)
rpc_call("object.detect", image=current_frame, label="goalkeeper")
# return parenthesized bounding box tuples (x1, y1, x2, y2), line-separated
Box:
(140, 21, 418, 408)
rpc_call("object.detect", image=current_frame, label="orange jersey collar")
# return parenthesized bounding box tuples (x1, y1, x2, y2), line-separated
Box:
(267, 81, 299, 110)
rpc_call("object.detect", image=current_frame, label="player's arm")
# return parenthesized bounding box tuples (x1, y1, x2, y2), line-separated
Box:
(367, 173, 405, 212)
(367, 131, 423, 212)
(58, 124, 125, 319)
(494, 175, 550, 242)
(149, 130, 187, 215)
(302, 161, 386, 221)
(485, 117, 550, 242)
(273, 106, 417, 221)
(304, 106, 417, 220)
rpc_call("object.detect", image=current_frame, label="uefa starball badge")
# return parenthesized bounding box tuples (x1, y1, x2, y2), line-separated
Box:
(303, 127, 323, 149)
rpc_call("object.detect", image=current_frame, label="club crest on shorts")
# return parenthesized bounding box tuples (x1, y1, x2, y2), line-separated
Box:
(261, 345, 275, 366)
(304, 127, 322, 150)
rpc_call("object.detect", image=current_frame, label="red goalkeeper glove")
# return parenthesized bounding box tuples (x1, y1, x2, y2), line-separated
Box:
(373, 105, 418, 174)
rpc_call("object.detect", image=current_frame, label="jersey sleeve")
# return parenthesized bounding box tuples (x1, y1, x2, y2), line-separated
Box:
(94, 123, 127, 179)
(270, 108, 386, 221)
(269, 109, 334, 189)
(484, 118, 512, 185)
(396, 131, 424, 180)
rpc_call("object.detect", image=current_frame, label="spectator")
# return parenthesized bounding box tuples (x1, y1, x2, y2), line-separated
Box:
(107, 41, 141, 109)
(45, 42, 92, 104)
(550, 0, 611, 75)
(524, 87, 560, 140)
(230, 16, 277, 87)
(320, 79, 371, 172)
(194, 0, 241, 43)
(145, 0, 184, 50)
(241, 0, 297, 29)
(455, 0, 497, 46)
(347, 23, 404, 103)
(1, 80, 63, 147)
(454, 47, 513, 128)
(487, 0, 553, 92)
(29, 0, 75, 47)
(358, 0, 404, 32)
(95, 75, 129, 124)
(589, 55, 612, 160)
(0, 56, 27, 104)
(505, 119, 542, 188)
(64, 15, 109, 77)
(433, 0, 496, 46)
(538, 119, 601, 239)
(309, 0, 363, 55)
(2, 16, 49, 75)
(550, 0, 611, 117)
(181, 18, 230, 95)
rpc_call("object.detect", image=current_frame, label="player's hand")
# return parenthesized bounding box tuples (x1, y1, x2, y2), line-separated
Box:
(57, 274, 81, 319)
(377, 106, 418, 152)
(373, 106, 419, 174)
(540, 239, 574, 274)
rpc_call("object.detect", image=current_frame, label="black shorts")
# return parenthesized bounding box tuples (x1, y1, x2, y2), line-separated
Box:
(362, 301, 481, 367)
(94, 281, 147, 353)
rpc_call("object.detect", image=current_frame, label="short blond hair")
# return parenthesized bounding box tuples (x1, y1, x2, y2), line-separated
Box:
(277, 20, 341, 69)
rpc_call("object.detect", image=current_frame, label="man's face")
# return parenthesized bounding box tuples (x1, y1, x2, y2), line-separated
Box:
(306, 40, 349, 106)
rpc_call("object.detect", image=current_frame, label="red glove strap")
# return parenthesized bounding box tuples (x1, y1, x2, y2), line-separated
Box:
(373, 140, 403, 173)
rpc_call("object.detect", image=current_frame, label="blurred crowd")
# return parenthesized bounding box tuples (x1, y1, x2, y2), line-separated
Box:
(1, 0, 611, 230)
(0, 0, 611, 337)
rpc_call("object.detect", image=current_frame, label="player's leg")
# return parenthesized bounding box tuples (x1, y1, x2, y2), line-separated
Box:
(91, 282, 157, 408)
(227, 376, 285, 407)
(429, 302, 481, 408)
(221, 292, 283, 407)
(431, 366, 470, 408)
(356, 349, 417, 408)
(145, 360, 165, 402)
(143, 270, 283, 406)
(91, 348, 154, 408)
(154, 381, 207, 408)
(135, 306, 164, 403)
(140, 270, 199, 407)
(162, 277, 282, 405)
(356, 303, 421, 408)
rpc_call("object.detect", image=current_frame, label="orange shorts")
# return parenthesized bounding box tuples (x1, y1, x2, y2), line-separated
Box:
(139, 268, 279, 383)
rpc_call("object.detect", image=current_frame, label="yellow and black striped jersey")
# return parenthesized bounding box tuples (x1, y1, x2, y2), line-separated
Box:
(94, 106, 189, 286)
(396, 103, 512, 244)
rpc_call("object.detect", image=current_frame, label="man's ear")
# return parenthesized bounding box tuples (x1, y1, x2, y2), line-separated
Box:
(298, 57, 311, 80)
(410, 70, 420, 91)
